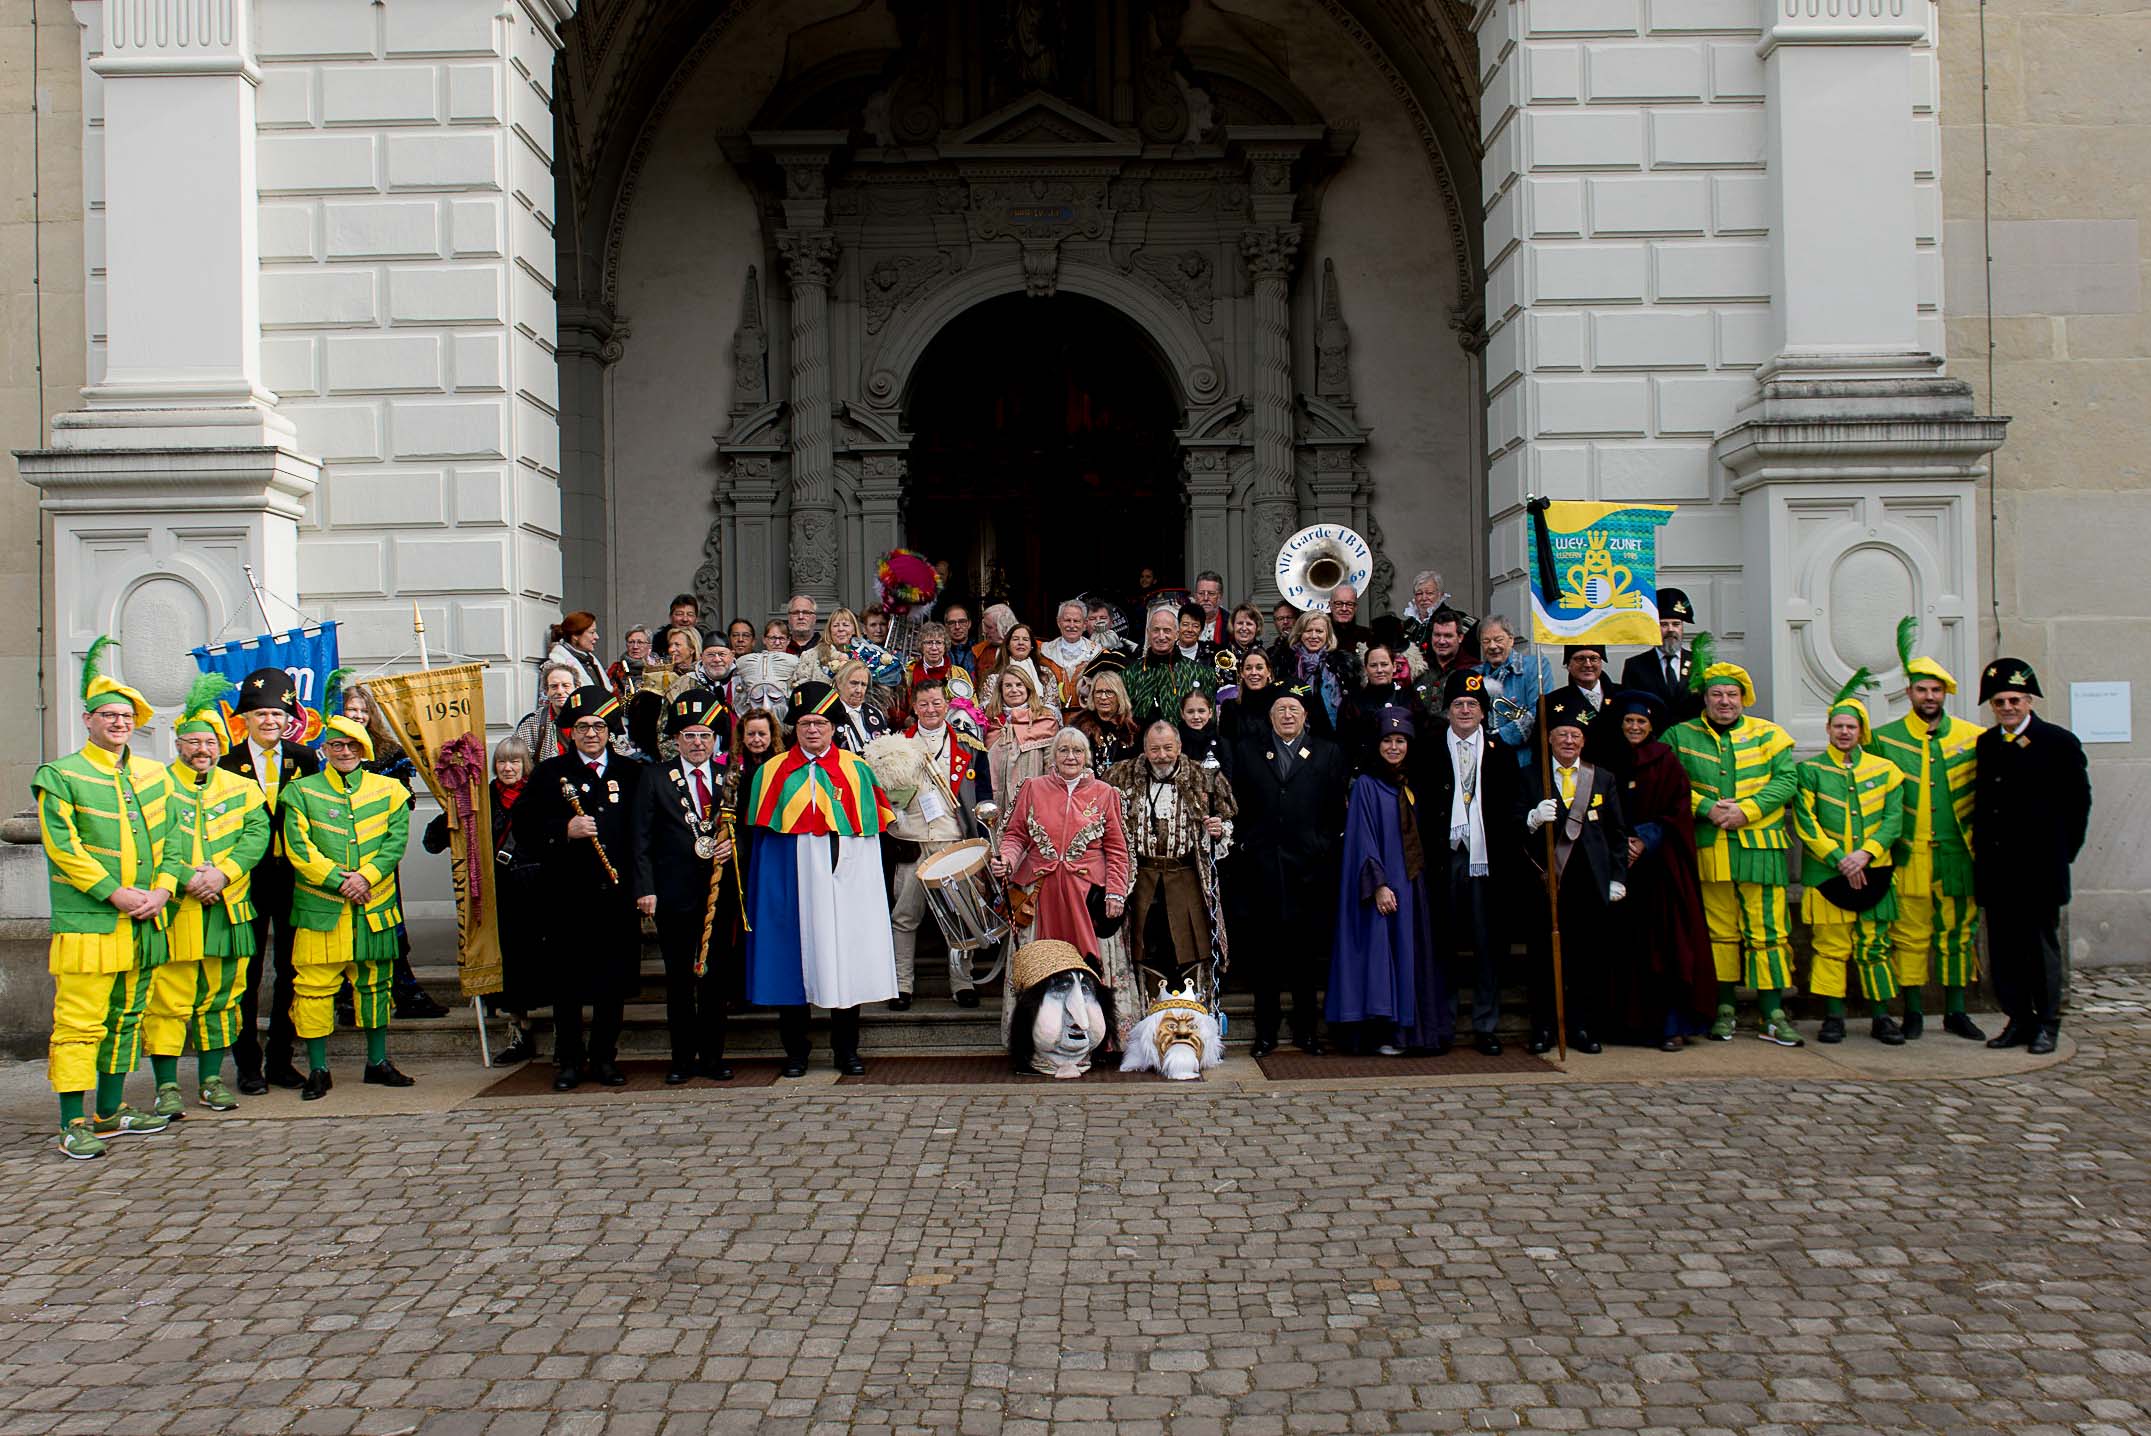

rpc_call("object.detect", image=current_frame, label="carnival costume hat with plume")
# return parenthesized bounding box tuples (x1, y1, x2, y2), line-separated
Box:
(318, 667, 373, 760)
(1895, 616, 1957, 695)
(80, 636, 153, 726)
(1686, 631, 1756, 707)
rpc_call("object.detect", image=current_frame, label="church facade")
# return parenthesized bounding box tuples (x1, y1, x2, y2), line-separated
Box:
(5, 0, 2144, 958)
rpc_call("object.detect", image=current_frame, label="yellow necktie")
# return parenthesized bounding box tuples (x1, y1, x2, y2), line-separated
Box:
(1556, 767, 1577, 805)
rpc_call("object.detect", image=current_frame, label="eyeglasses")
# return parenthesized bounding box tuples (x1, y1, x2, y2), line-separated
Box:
(572, 720, 610, 733)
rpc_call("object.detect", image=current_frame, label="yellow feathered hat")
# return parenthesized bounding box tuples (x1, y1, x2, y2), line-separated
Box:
(1827, 668, 1880, 745)
(1686, 632, 1756, 707)
(81, 636, 153, 727)
(1895, 616, 1956, 694)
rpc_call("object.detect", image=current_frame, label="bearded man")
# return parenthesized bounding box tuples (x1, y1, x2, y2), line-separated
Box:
(1106, 722, 1236, 995)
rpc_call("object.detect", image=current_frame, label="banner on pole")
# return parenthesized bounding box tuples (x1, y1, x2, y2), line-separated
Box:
(363, 663, 503, 999)
(1525, 499, 1676, 647)
(191, 623, 342, 750)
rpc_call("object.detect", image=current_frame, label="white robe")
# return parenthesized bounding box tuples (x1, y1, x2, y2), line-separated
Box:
(794, 833, 900, 1008)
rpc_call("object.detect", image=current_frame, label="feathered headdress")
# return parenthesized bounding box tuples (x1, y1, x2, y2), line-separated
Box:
(1686, 630, 1755, 706)
(173, 671, 235, 747)
(1894, 614, 1957, 694)
(80, 635, 153, 726)
(318, 667, 372, 760)
(1827, 666, 1880, 745)
(1686, 631, 1716, 694)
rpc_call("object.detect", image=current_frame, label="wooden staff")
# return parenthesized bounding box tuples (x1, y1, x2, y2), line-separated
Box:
(695, 810, 747, 977)
(1537, 692, 1567, 1065)
(558, 777, 619, 886)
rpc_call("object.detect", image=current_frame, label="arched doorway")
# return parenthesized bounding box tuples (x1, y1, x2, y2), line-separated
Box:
(904, 294, 1184, 619)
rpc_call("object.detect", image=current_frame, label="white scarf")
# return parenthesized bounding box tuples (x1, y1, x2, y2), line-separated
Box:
(1040, 635, 1099, 669)
(1448, 726, 1487, 876)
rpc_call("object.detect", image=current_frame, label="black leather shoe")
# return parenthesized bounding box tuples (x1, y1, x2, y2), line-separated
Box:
(1659, 1036, 1683, 1052)
(1817, 1015, 1846, 1044)
(779, 1059, 808, 1079)
(593, 1062, 627, 1087)
(1569, 1031, 1602, 1055)
(237, 1074, 269, 1096)
(1944, 1012, 1987, 1041)
(664, 1067, 693, 1086)
(1900, 1010, 1924, 1040)
(363, 1060, 415, 1087)
(887, 993, 912, 1011)
(300, 1068, 332, 1101)
(553, 1066, 582, 1091)
(265, 1064, 305, 1091)
(700, 1062, 734, 1082)
(953, 988, 980, 1008)
(1987, 1022, 2030, 1050)
(495, 1038, 535, 1065)
(836, 1053, 866, 1077)
(1474, 1032, 1504, 1057)
(394, 986, 449, 1020)
(1248, 1038, 1279, 1059)
(1871, 1016, 1906, 1046)
(1526, 1029, 1555, 1056)
(2027, 1024, 2059, 1055)
(1296, 1037, 1327, 1056)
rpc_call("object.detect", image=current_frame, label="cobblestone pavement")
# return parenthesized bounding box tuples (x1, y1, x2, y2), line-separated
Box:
(3, 975, 2149, 1436)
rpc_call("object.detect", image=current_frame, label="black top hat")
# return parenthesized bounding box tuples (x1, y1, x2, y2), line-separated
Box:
(1659, 588, 1695, 623)
(1444, 669, 1488, 707)
(1978, 658, 2043, 703)
(786, 680, 841, 727)
(234, 666, 300, 716)
(1544, 697, 1591, 734)
(666, 688, 721, 737)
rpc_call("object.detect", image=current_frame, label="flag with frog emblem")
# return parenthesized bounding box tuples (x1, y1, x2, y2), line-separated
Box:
(1525, 498, 1676, 647)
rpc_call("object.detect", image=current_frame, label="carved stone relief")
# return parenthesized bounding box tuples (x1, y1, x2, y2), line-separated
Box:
(1125, 248, 1216, 324)
(863, 251, 959, 335)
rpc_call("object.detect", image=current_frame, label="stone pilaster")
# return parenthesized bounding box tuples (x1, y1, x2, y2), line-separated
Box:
(557, 303, 622, 626)
(1240, 223, 1301, 600)
(1182, 447, 1236, 585)
(1714, 0, 2006, 743)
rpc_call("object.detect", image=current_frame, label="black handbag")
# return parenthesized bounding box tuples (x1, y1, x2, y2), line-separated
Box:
(1087, 881, 1127, 939)
(1817, 864, 1894, 913)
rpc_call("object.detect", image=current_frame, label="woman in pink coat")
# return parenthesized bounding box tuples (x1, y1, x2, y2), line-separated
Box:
(991, 727, 1131, 962)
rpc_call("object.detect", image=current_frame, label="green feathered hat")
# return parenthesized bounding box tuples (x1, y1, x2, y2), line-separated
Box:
(1894, 615, 1957, 694)
(1686, 631, 1755, 706)
(1827, 667, 1879, 745)
(173, 671, 235, 748)
(81, 635, 153, 726)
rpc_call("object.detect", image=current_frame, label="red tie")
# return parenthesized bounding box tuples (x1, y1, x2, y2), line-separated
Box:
(691, 767, 710, 819)
(587, 760, 602, 777)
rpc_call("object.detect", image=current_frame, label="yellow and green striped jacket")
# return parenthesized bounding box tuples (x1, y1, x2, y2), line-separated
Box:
(1667, 714, 1798, 885)
(32, 743, 180, 938)
(283, 766, 411, 935)
(1793, 748, 1904, 889)
(164, 759, 273, 936)
(1866, 710, 1978, 891)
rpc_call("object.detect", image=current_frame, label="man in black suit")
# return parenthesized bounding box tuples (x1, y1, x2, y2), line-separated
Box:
(1544, 644, 1628, 767)
(1415, 670, 1520, 1055)
(830, 663, 890, 753)
(516, 685, 643, 1090)
(1617, 588, 1704, 725)
(1518, 698, 1631, 1054)
(1223, 685, 1348, 1057)
(221, 666, 320, 1094)
(632, 690, 735, 1084)
(1973, 659, 2093, 1055)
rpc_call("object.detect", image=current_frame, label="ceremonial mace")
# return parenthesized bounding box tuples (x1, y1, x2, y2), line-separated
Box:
(558, 779, 620, 886)
(694, 809, 748, 979)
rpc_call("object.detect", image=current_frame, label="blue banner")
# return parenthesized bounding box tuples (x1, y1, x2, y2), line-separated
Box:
(191, 623, 342, 750)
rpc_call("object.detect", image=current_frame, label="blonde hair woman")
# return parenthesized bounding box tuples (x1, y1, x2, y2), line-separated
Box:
(984, 665, 1059, 797)
(810, 608, 863, 683)
(1071, 670, 1138, 774)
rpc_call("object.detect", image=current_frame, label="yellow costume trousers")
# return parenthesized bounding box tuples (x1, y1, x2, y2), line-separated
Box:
(1807, 918, 1900, 1002)
(144, 954, 249, 1056)
(1889, 847, 1980, 988)
(1699, 880, 1793, 990)
(49, 968, 152, 1093)
(292, 907, 393, 1039)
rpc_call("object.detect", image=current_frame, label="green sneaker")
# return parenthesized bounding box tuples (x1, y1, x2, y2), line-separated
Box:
(198, 1075, 239, 1111)
(1758, 1015, 1806, 1048)
(152, 1082, 187, 1119)
(90, 1104, 170, 1138)
(57, 1119, 107, 1161)
(1707, 1004, 1737, 1041)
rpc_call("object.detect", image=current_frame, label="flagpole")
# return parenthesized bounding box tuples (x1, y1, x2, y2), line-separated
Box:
(1538, 690, 1567, 1067)
(240, 563, 277, 634)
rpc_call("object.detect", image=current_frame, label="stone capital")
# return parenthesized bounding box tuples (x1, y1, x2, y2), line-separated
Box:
(777, 229, 839, 289)
(90, 0, 260, 82)
(1759, 0, 1927, 56)
(1240, 225, 1303, 284)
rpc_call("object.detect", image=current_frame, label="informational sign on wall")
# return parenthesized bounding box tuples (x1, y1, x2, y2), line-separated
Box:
(2070, 681, 2132, 744)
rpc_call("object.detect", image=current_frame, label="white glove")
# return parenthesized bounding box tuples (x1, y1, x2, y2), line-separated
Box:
(1526, 798, 1558, 832)
(1608, 881, 1627, 903)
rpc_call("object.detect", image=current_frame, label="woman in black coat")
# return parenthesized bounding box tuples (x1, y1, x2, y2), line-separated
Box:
(422, 736, 546, 1062)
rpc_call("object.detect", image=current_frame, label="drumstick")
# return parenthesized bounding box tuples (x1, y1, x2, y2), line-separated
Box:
(558, 778, 620, 886)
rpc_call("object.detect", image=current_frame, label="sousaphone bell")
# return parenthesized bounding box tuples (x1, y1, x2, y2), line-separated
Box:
(1274, 523, 1375, 613)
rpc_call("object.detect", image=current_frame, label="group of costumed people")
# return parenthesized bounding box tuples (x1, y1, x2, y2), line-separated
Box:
(34, 557, 2097, 1146)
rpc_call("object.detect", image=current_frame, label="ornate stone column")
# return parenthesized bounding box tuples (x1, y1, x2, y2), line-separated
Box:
(755, 131, 849, 609)
(557, 302, 623, 626)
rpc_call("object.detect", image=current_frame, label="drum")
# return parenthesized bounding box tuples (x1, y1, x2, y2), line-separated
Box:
(916, 839, 1012, 952)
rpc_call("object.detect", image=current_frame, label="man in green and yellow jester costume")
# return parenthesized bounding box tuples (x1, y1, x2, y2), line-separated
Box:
(1864, 618, 1986, 1040)
(1666, 637, 1804, 1047)
(1794, 672, 1909, 1046)
(32, 637, 179, 1158)
(281, 677, 416, 1099)
(148, 672, 273, 1115)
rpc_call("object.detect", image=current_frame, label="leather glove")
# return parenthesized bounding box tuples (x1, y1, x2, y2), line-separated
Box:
(1525, 798, 1558, 832)
(1608, 881, 1627, 903)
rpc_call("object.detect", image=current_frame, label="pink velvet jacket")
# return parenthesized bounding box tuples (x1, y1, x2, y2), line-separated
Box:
(997, 772, 1132, 901)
